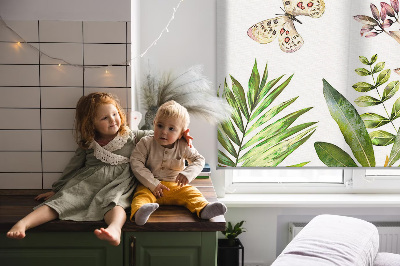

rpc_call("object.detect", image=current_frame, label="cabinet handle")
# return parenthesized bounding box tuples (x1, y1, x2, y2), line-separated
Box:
(130, 236, 136, 266)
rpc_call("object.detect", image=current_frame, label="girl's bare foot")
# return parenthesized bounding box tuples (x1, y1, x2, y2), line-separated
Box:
(7, 222, 27, 239)
(94, 227, 121, 246)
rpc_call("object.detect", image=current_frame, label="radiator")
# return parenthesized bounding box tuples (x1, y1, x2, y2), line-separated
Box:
(289, 222, 400, 254)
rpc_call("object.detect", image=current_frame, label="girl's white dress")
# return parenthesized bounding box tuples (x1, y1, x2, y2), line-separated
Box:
(35, 129, 150, 221)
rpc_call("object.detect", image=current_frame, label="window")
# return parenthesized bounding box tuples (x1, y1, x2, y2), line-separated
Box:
(225, 169, 400, 194)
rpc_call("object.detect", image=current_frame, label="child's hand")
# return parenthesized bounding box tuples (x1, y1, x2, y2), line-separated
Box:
(175, 174, 189, 187)
(35, 191, 55, 201)
(152, 183, 170, 198)
(182, 129, 193, 148)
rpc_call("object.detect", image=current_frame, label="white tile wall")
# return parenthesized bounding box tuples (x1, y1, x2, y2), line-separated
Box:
(0, 109, 41, 129)
(83, 22, 126, 43)
(0, 130, 41, 151)
(84, 66, 127, 87)
(39, 21, 83, 43)
(84, 44, 126, 65)
(0, 174, 42, 189)
(1, 21, 38, 42)
(0, 43, 39, 64)
(40, 65, 84, 86)
(0, 20, 131, 189)
(40, 43, 83, 65)
(0, 65, 39, 86)
(0, 87, 40, 108)
(0, 152, 42, 172)
(41, 87, 82, 108)
(41, 109, 77, 130)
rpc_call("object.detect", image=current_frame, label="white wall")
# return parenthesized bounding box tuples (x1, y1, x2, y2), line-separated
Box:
(137, 1, 400, 265)
(0, 0, 130, 21)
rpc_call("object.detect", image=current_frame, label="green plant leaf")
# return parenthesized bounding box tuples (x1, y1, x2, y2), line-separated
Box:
(253, 76, 284, 109)
(314, 142, 358, 167)
(240, 120, 315, 162)
(248, 60, 260, 111)
(352, 82, 375, 92)
(242, 110, 315, 151)
(218, 150, 235, 167)
(382, 81, 400, 102)
(260, 61, 268, 90)
(224, 79, 245, 133)
(323, 79, 375, 167)
(287, 161, 310, 167)
(231, 75, 250, 120)
(391, 97, 400, 119)
(355, 68, 371, 76)
(241, 125, 315, 164)
(246, 97, 298, 136)
(250, 75, 293, 122)
(360, 113, 390, 128)
(243, 127, 316, 166)
(388, 129, 400, 166)
(372, 62, 385, 74)
(218, 127, 238, 159)
(376, 69, 391, 86)
(359, 56, 370, 65)
(370, 54, 378, 65)
(221, 119, 241, 146)
(369, 130, 396, 146)
(354, 96, 381, 107)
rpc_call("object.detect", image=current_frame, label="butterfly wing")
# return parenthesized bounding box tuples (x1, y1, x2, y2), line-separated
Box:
(282, 0, 325, 18)
(277, 17, 304, 53)
(247, 16, 286, 44)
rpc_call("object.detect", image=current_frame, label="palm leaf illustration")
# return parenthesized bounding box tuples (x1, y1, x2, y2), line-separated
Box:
(218, 59, 317, 167)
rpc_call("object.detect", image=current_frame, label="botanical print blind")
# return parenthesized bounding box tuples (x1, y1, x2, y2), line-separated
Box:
(217, 0, 400, 167)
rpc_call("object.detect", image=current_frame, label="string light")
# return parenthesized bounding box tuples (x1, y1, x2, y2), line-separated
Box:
(140, 0, 184, 58)
(0, 0, 185, 68)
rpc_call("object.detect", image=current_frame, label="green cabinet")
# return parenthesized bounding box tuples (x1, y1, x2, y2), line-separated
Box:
(0, 231, 218, 266)
(0, 232, 122, 266)
(124, 232, 217, 266)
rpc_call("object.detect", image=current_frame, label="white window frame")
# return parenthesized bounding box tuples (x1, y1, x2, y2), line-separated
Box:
(224, 169, 400, 194)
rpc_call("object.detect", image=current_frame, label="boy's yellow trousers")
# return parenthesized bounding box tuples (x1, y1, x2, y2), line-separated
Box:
(130, 181, 209, 221)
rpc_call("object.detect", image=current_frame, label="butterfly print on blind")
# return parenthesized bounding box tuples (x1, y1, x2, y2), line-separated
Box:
(247, 0, 325, 53)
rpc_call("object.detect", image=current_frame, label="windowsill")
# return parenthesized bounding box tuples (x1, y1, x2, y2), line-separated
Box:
(219, 193, 400, 207)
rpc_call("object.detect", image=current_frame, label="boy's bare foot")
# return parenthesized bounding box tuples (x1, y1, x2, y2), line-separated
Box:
(6, 222, 27, 239)
(94, 227, 121, 246)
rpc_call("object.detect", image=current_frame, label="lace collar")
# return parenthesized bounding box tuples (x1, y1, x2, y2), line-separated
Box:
(89, 130, 131, 165)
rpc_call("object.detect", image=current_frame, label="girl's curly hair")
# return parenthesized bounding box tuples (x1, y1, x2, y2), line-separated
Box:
(74, 92, 128, 149)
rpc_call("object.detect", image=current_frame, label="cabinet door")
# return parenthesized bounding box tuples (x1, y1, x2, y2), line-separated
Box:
(0, 232, 122, 266)
(124, 232, 217, 266)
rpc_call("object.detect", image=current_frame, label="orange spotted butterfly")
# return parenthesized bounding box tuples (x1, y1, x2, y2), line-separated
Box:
(247, 0, 325, 53)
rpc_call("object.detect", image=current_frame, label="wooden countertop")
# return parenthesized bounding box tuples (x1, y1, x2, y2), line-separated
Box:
(0, 178, 225, 233)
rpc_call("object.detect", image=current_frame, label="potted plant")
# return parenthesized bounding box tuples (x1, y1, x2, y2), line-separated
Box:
(218, 221, 245, 266)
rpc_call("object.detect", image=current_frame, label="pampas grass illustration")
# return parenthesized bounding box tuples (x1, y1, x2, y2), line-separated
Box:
(140, 65, 231, 130)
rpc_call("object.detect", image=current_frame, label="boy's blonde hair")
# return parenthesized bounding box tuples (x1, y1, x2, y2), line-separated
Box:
(154, 100, 190, 131)
(75, 92, 128, 149)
